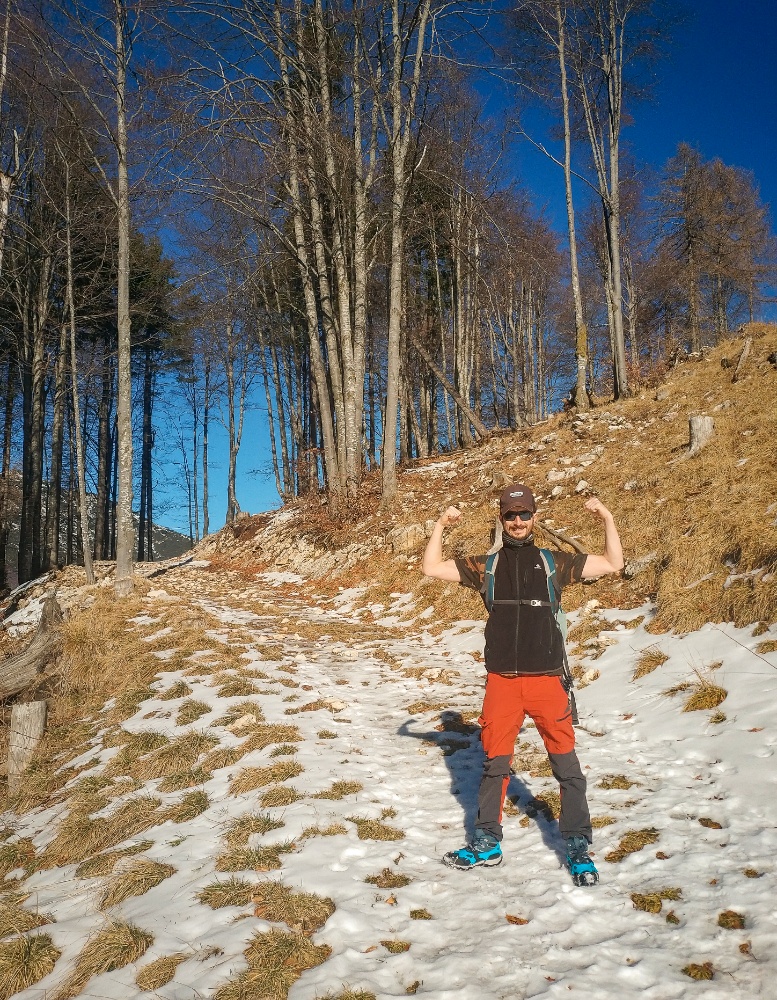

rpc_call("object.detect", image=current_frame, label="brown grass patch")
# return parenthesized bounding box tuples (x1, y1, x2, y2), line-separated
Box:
(0, 933, 61, 999)
(127, 732, 219, 781)
(161, 790, 210, 823)
(212, 928, 330, 1000)
(526, 791, 561, 821)
(55, 921, 153, 999)
(631, 887, 682, 913)
(347, 817, 404, 841)
(567, 615, 607, 647)
(364, 869, 411, 889)
(718, 909, 745, 929)
(605, 828, 660, 863)
(300, 823, 347, 839)
(682, 962, 714, 981)
(598, 775, 638, 790)
(591, 816, 617, 828)
(74, 841, 153, 878)
(380, 939, 410, 954)
(229, 761, 304, 796)
(216, 842, 296, 873)
(158, 767, 212, 792)
(0, 895, 53, 939)
(260, 786, 302, 808)
(251, 882, 335, 933)
(217, 677, 260, 698)
(744, 868, 762, 878)
(314, 780, 363, 800)
(225, 813, 285, 847)
(100, 859, 176, 910)
(198, 877, 255, 909)
(0, 839, 36, 879)
(632, 648, 668, 679)
(410, 908, 433, 920)
(41, 795, 164, 868)
(270, 744, 298, 757)
(284, 699, 331, 715)
(158, 681, 192, 701)
(176, 700, 211, 725)
(135, 952, 187, 991)
(683, 680, 727, 712)
(756, 639, 777, 654)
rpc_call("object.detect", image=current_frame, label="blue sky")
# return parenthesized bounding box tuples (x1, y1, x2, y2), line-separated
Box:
(155, 0, 776, 537)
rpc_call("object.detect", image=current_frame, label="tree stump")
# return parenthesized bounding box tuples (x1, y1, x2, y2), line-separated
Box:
(732, 336, 752, 383)
(687, 415, 715, 457)
(8, 700, 47, 795)
(0, 592, 63, 700)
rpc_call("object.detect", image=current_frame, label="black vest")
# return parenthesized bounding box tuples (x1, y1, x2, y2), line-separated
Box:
(483, 542, 564, 676)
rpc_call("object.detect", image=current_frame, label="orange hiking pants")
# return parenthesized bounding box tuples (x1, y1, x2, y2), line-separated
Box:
(476, 672, 591, 843)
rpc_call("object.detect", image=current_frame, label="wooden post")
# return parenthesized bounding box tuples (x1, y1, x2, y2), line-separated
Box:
(732, 336, 752, 383)
(688, 415, 715, 456)
(8, 701, 47, 794)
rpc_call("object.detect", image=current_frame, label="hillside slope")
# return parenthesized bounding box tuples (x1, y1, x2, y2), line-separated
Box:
(0, 324, 775, 1000)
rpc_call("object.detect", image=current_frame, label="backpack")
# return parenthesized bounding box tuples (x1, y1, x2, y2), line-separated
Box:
(482, 546, 579, 725)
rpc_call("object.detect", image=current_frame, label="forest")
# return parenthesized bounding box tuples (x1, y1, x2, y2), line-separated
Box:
(0, 0, 774, 592)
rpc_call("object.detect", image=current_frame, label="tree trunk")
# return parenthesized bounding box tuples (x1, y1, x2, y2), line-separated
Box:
(114, 0, 134, 596)
(7, 701, 47, 795)
(43, 323, 69, 571)
(0, 592, 62, 700)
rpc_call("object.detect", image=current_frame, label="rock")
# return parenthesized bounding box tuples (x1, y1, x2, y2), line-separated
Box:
(547, 469, 567, 483)
(624, 552, 659, 579)
(655, 388, 670, 401)
(489, 469, 512, 488)
(227, 714, 258, 732)
(713, 400, 731, 411)
(575, 480, 590, 493)
(387, 523, 426, 553)
(528, 441, 545, 452)
(624, 480, 638, 491)
(550, 485, 564, 498)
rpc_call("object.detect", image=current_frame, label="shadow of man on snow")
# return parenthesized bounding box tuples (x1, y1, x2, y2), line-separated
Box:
(398, 709, 562, 853)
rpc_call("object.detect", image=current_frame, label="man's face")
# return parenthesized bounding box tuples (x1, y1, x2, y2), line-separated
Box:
(501, 509, 534, 539)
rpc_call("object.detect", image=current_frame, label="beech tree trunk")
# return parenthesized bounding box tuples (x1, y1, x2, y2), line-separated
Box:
(7, 701, 47, 795)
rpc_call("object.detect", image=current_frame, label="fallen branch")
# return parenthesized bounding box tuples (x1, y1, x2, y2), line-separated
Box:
(537, 522, 588, 555)
(1, 591, 63, 700)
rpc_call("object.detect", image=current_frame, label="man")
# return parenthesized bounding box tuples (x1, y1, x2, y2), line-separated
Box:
(421, 483, 624, 880)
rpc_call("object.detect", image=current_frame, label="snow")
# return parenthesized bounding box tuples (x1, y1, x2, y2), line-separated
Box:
(3, 576, 777, 1000)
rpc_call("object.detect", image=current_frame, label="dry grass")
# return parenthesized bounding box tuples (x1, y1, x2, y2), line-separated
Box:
(100, 859, 176, 910)
(526, 791, 561, 821)
(314, 780, 363, 800)
(718, 910, 745, 929)
(74, 841, 153, 878)
(159, 680, 192, 701)
(0, 895, 53, 939)
(176, 700, 211, 725)
(410, 908, 433, 920)
(158, 767, 213, 792)
(380, 939, 410, 954)
(161, 790, 210, 823)
(347, 817, 404, 841)
(591, 815, 617, 828)
(683, 677, 728, 712)
(260, 786, 302, 808)
(630, 887, 682, 913)
(229, 761, 304, 796)
(226, 813, 285, 846)
(212, 928, 330, 1000)
(41, 795, 163, 867)
(682, 962, 714, 981)
(217, 677, 260, 698)
(198, 877, 256, 909)
(364, 869, 412, 889)
(598, 775, 638, 790)
(0, 839, 36, 879)
(251, 882, 335, 933)
(135, 952, 187, 991)
(123, 732, 219, 781)
(299, 823, 348, 839)
(0, 933, 61, 1000)
(698, 816, 723, 829)
(55, 921, 153, 999)
(270, 744, 298, 757)
(317, 990, 376, 1000)
(216, 842, 296, 873)
(605, 828, 660, 863)
(632, 648, 668, 680)
(756, 639, 777, 654)
(284, 699, 331, 715)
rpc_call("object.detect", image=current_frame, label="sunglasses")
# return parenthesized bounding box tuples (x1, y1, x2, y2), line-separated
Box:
(503, 510, 533, 522)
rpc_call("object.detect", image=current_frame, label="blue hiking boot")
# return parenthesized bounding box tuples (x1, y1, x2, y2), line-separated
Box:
(566, 835, 598, 886)
(443, 831, 503, 870)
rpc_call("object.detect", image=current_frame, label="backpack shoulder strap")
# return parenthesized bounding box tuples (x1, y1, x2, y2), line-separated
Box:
(483, 551, 499, 613)
(538, 548, 559, 613)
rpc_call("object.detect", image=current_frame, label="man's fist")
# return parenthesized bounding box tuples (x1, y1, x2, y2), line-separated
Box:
(438, 506, 462, 528)
(584, 497, 612, 521)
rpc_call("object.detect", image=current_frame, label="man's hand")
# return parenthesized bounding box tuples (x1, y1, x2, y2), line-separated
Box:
(584, 497, 613, 522)
(438, 506, 462, 528)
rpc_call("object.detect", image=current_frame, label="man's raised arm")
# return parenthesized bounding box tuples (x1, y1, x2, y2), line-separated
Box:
(580, 498, 625, 579)
(422, 506, 464, 583)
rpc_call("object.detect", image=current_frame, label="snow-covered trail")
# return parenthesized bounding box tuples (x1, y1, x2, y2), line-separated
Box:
(6, 565, 777, 999)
